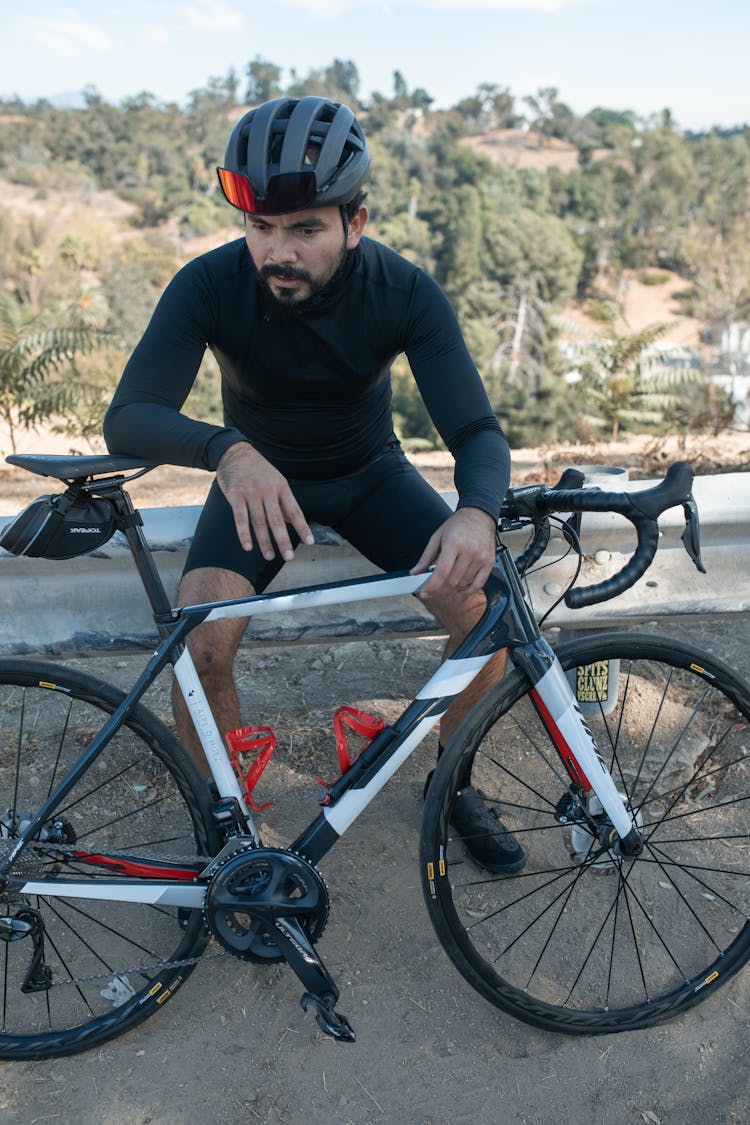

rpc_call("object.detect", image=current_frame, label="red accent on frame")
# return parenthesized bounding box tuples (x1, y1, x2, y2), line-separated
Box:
(71, 852, 200, 880)
(530, 688, 593, 792)
(225, 726, 276, 812)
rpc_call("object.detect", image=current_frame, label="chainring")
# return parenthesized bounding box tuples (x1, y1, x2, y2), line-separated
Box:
(204, 846, 329, 964)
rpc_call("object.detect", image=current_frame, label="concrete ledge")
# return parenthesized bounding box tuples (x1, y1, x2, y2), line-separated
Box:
(0, 473, 748, 655)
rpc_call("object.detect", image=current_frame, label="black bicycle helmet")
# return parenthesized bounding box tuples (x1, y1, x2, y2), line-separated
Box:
(221, 96, 369, 212)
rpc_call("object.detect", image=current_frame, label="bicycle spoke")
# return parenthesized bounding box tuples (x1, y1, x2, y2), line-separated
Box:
(423, 636, 750, 1033)
(0, 663, 214, 1058)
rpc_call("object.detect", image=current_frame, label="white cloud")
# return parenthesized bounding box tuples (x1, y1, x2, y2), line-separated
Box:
(426, 0, 578, 7)
(280, 0, 588, 13)
(178, 2, 245, 32)
(144, 25, 171, 46)
(420, 0, 584, 8)
(24, 17, 114, 57)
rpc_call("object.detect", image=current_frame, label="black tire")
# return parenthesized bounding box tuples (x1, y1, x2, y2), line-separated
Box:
(0, 659, 218, 1059)
(420, 633, 750, 1034)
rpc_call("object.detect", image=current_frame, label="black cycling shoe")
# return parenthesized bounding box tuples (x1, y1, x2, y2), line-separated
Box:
(424, 772, 525, 874)
(449, 786, 525, 874)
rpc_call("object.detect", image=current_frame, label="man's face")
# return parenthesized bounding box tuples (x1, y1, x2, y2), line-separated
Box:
(244, 204, 367, 308)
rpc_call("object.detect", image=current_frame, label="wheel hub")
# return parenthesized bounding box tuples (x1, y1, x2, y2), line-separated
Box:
(567, 795, 643, 871)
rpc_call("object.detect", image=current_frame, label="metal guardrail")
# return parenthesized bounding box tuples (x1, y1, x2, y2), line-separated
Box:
(0, 472, 748, 655)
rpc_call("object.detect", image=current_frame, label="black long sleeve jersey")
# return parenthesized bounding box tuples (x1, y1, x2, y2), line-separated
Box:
(104, 235, 510, 519)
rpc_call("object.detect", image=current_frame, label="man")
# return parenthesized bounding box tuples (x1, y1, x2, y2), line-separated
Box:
(104, 95, 523, 874)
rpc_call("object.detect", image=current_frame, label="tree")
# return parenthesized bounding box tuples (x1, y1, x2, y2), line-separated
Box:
(287, 59, 361, 106)
(0, 294, 107, 453)
(456, 84, 516, 132)
(244, 57, 282, 104)
(392, 70, 409, 106)
(523, 87, 576, 141)
(571, 320, 704, 439)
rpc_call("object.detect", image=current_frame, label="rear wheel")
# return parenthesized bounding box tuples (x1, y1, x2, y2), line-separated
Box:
(421, 633, 750, 1033)
(0, 659, 217, 1059)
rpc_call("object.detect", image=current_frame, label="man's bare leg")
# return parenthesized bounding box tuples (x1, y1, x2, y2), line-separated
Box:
(422, 588, 506, 749)
(420, 587, 523, 873)
(171, 567, 254, 778)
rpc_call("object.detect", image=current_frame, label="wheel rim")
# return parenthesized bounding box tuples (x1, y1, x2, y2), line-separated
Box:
(426, 637, 750, 1031)
(0, 665, 212, 1056)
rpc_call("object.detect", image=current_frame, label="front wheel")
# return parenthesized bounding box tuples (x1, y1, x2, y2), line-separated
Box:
(0, 659, 218, 1059)
(420, 633, 750, 1034)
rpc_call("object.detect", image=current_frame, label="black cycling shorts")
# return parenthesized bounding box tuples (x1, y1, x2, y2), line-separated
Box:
(183, 439, 453, 592)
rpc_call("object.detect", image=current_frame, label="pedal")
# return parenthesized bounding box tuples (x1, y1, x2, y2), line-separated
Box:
(301, 991, 356, 1042)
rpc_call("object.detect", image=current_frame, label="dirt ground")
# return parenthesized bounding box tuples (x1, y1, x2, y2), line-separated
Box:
(1, 437, 750, 1124)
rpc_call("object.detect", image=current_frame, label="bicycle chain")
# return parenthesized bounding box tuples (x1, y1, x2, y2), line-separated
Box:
(2, 846, 226, 989)
(47, 947, 232, 989)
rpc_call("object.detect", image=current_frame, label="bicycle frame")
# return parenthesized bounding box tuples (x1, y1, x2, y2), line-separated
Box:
(4, 529, 640, 907)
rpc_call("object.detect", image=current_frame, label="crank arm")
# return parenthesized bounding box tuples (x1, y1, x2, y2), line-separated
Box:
(270, 916, 355, 1042)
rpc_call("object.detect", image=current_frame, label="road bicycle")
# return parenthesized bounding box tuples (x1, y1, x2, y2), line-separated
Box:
(0, 452, 748, 1061)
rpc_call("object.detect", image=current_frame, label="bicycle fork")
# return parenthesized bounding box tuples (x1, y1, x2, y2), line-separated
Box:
(514, 637, 642, 857)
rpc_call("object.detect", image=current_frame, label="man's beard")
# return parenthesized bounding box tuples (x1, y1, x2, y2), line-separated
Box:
(259, 246, 349, 315)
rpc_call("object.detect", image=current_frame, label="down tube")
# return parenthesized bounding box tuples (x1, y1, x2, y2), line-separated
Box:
(292, 653, 495, 864)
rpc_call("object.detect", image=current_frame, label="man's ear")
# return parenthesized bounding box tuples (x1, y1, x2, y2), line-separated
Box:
(346, 205, 368, 250)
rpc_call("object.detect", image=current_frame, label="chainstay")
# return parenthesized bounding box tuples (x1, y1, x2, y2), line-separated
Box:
(3, 846, 223, 987)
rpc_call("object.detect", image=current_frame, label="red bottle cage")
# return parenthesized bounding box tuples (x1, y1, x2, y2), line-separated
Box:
(315, 705, 385, 790)
(225, 726, 276, 812)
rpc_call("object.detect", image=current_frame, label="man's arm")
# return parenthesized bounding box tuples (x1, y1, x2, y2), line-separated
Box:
(103, 261, 244, 471)
(404, 273, 510, 595)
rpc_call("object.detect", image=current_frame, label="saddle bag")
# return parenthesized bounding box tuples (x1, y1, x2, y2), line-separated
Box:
(0, 489, 116, 560)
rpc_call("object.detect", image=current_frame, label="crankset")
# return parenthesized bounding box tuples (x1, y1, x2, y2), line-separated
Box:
(204, 846, 355, 1042)
(204, 844, 329, 962)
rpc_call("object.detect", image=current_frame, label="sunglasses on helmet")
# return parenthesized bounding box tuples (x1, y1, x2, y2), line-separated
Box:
(216, 167, 318, 215)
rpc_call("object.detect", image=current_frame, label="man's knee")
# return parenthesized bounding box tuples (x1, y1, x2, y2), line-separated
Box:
(421, 587, 487, 638)
(177, 567, 254, 681)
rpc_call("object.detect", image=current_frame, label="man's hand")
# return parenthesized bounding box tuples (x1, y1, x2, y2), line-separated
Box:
(410, 507, 497, 598)
(216, 442, 314, 561)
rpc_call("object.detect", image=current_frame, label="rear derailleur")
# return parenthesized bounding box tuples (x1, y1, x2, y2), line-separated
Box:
(0, 907, 52, 992)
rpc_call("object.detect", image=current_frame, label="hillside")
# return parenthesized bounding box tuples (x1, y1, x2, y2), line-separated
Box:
(462, 127, 581, 173)
(0, 176, 699, 348)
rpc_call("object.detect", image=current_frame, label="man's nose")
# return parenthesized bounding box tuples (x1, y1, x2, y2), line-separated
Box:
(267, 230, 298, 263)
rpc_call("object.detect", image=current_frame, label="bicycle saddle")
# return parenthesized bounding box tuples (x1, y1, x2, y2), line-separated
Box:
(6, 454, 159, 482)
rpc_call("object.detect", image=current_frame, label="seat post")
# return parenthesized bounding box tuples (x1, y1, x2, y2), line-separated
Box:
(107, 487, 176, 633)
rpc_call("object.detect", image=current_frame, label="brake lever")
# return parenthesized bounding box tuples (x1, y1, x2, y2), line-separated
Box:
(561, 510, 582, 548)
(681, 497, 706, 574)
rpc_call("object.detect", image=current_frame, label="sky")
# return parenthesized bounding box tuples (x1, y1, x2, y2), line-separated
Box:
(0, 0, 748, 132)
